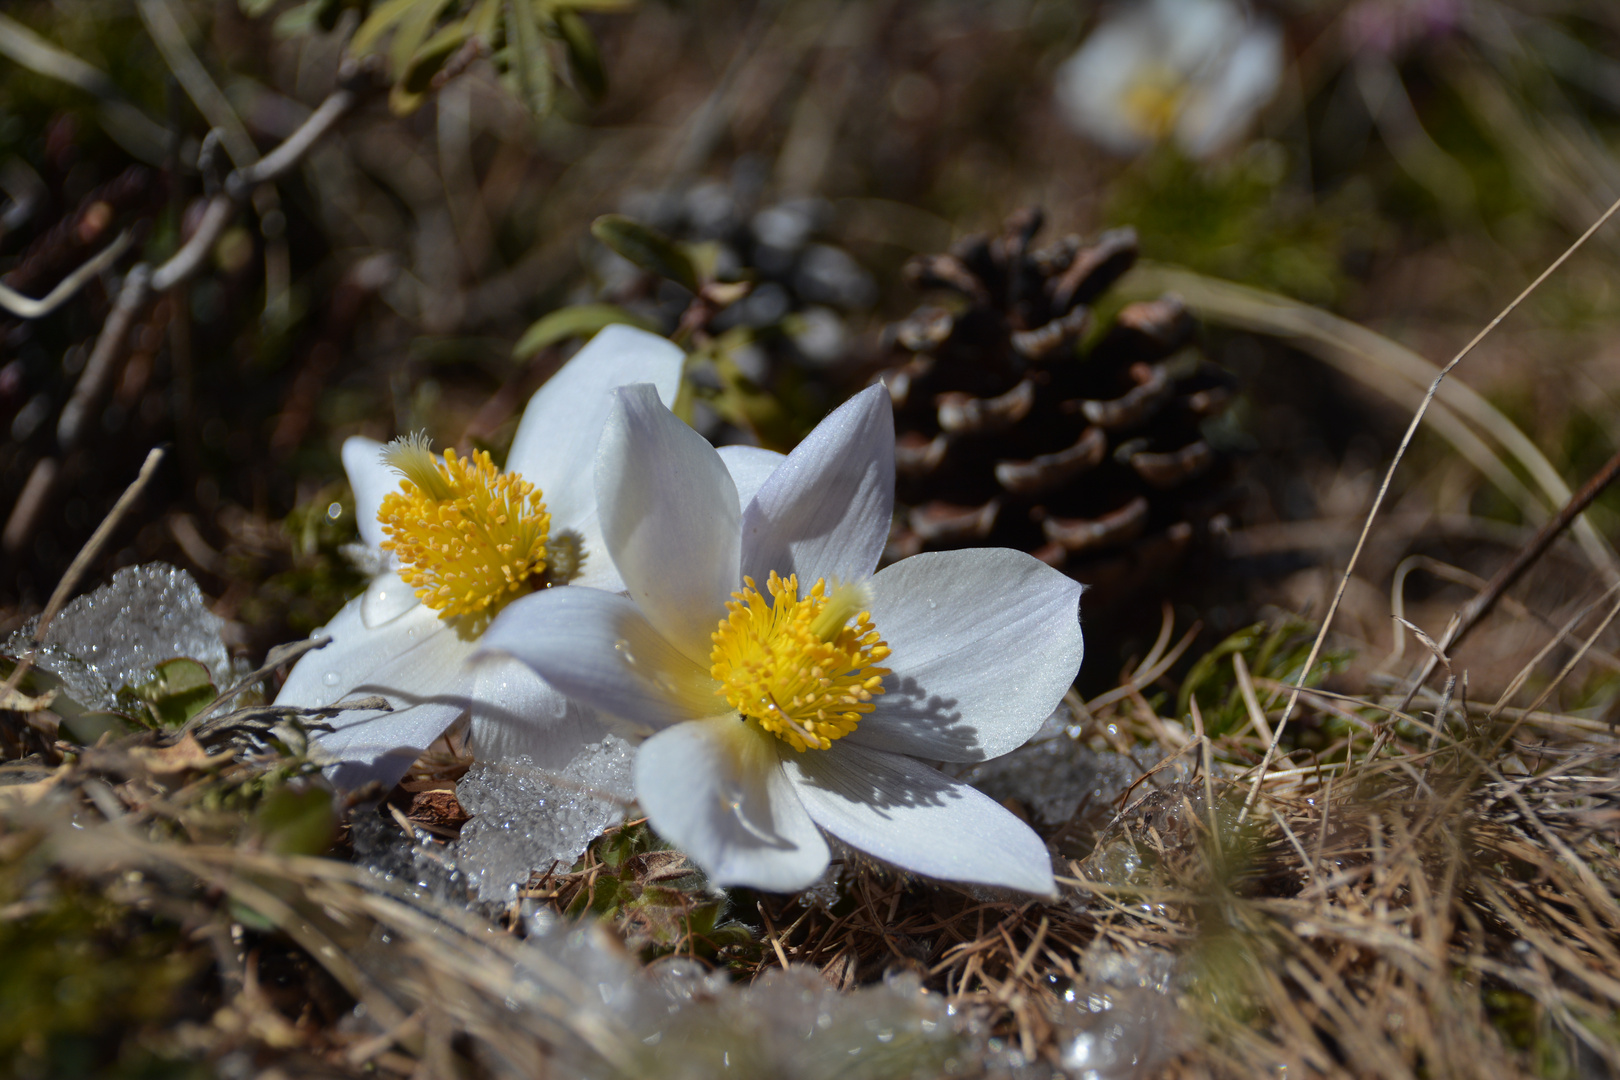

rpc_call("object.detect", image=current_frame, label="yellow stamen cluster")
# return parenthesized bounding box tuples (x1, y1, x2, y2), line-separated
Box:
(709, 572, 891, 752)
(376, 438, 550, 622)
(1121, 65, 1185, 139)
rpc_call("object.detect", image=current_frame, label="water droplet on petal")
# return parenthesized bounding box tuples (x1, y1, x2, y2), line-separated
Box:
(322, 671, 341, 687)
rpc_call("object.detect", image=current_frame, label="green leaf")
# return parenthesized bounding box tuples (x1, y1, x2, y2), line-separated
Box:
(513, 304, 660, 359)
(227, 899, 278, 934)
(351, 0, 423, 56)
(554, 9, 606, 102)
(59, 711, 141, 745)
(134, 658, 218, 729)
(591, 215, 700, 293)
(238, 0, 281, 17)
(392, 21, 471, 113)
(255, 785, 336, 856)
(388, 0, 450, 89)
(506, 0, 555, 119)
(271, 1, 321, 35)
(1176, 624, 1263, 729)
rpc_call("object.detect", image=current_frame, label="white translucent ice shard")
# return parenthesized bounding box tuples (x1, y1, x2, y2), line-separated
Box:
(455, 735, 635, 902)
(5, 562, 232, 709)
(952, 701, 1161, 830)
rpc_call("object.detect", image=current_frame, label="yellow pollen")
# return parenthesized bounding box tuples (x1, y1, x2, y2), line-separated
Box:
(376, 441, 550, 621)
(709, 571, 892, 752)
(1121, 65, 1185, 140)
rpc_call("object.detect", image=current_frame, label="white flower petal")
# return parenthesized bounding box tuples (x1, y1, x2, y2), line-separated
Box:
(739, 385, 893, 588)
(717, 444, 786, 511)
(468, 656, 632, 801)
(1175, 20, 1283, 158)
(314, 630, 478, 790)
(506, 325, 684, 534)
(786, 741, 1055, 895)
(635, 716, 829, 891)
(343, 436, 399, 552)
(596, 385, 740, 663)
(479, 587, 717, 733)
(276, 599, 443, 709)
(1159, 0, 1242, 72)
(850, 549, 1083, 762)
(360, 569, 420, 628)
(555, 507, 627, 593)
(1054, 10, 1159, 154)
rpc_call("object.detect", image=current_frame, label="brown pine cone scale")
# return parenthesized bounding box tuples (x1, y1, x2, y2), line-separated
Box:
(878, 209, 1236, 605)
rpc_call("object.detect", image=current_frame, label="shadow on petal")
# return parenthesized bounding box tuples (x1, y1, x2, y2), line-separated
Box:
(849, 673, 984, 761)
(790, 737, 958, 812)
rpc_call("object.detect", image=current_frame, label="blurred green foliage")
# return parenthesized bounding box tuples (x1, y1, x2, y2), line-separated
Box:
(0, 878, 206, 1079)
(262, 0, 632, 116)
(1107, 145, 1366, 308)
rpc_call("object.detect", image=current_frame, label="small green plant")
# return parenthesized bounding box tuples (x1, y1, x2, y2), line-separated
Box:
(1177, 618, 1351, 738)
(564, 821, 755, 962)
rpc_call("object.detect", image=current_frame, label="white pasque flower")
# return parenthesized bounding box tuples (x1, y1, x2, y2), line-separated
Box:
(275, 325, 684, 790)
(480, 383, 1084, 894)
(1055, 0, 1284, 160)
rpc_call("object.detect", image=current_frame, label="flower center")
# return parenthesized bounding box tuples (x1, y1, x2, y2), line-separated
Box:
(709, 571, 892, 752)
(1121, 65, 1185, 139)
(376, 435, 553, 622)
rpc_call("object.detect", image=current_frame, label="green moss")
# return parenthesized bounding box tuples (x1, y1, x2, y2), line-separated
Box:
(0, 885, 205, 1079)
(1106, 146, 1356, 306)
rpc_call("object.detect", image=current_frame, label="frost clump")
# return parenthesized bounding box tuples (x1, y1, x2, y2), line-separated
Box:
(954, 702, 1160, 838)
(350, 811, 465, 905)
(6, 563, 233, 710)
(1053, 942, 1187, 1080)
(509, 922, 967, 1080)
(456, 735, 634, 901)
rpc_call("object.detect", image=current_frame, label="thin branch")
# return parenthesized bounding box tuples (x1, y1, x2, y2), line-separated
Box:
(0, 230, 133, 319)
(53, 66, 374, 454)
(56, 264, 153, 449)
(0, 448, 166, 707)
(1241, 192, 1620, 821)
(224, 89, 360, 202)
(1396, 440, 1620, 711)
(1, 64, 377, 557)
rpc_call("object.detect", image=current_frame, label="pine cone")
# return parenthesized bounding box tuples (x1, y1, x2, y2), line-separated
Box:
(880, 209, 1236, 611)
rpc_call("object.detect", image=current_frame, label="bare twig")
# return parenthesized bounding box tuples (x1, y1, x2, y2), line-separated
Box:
(0, 458, 56, 556)
(3, 61, 376, 555)
(0, 447, 166, 705)
(56, 263, 152, 448)
(0, 231, 134, 319)
(181, 635, 332, 734)
(1396, 441, 1620, 711)
(1241, 193, 1620, 821)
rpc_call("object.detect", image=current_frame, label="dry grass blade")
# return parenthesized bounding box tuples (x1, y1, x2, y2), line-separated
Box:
(1231, 193, 1620, 820)
(1127, 264, 1620, 580)
(0, 446, 163, 705)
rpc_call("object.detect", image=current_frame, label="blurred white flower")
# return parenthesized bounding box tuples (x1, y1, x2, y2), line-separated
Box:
(482, 384, 1084, 895)
(1055, 0, 1284, 159)
(275, 325, 684, 790)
